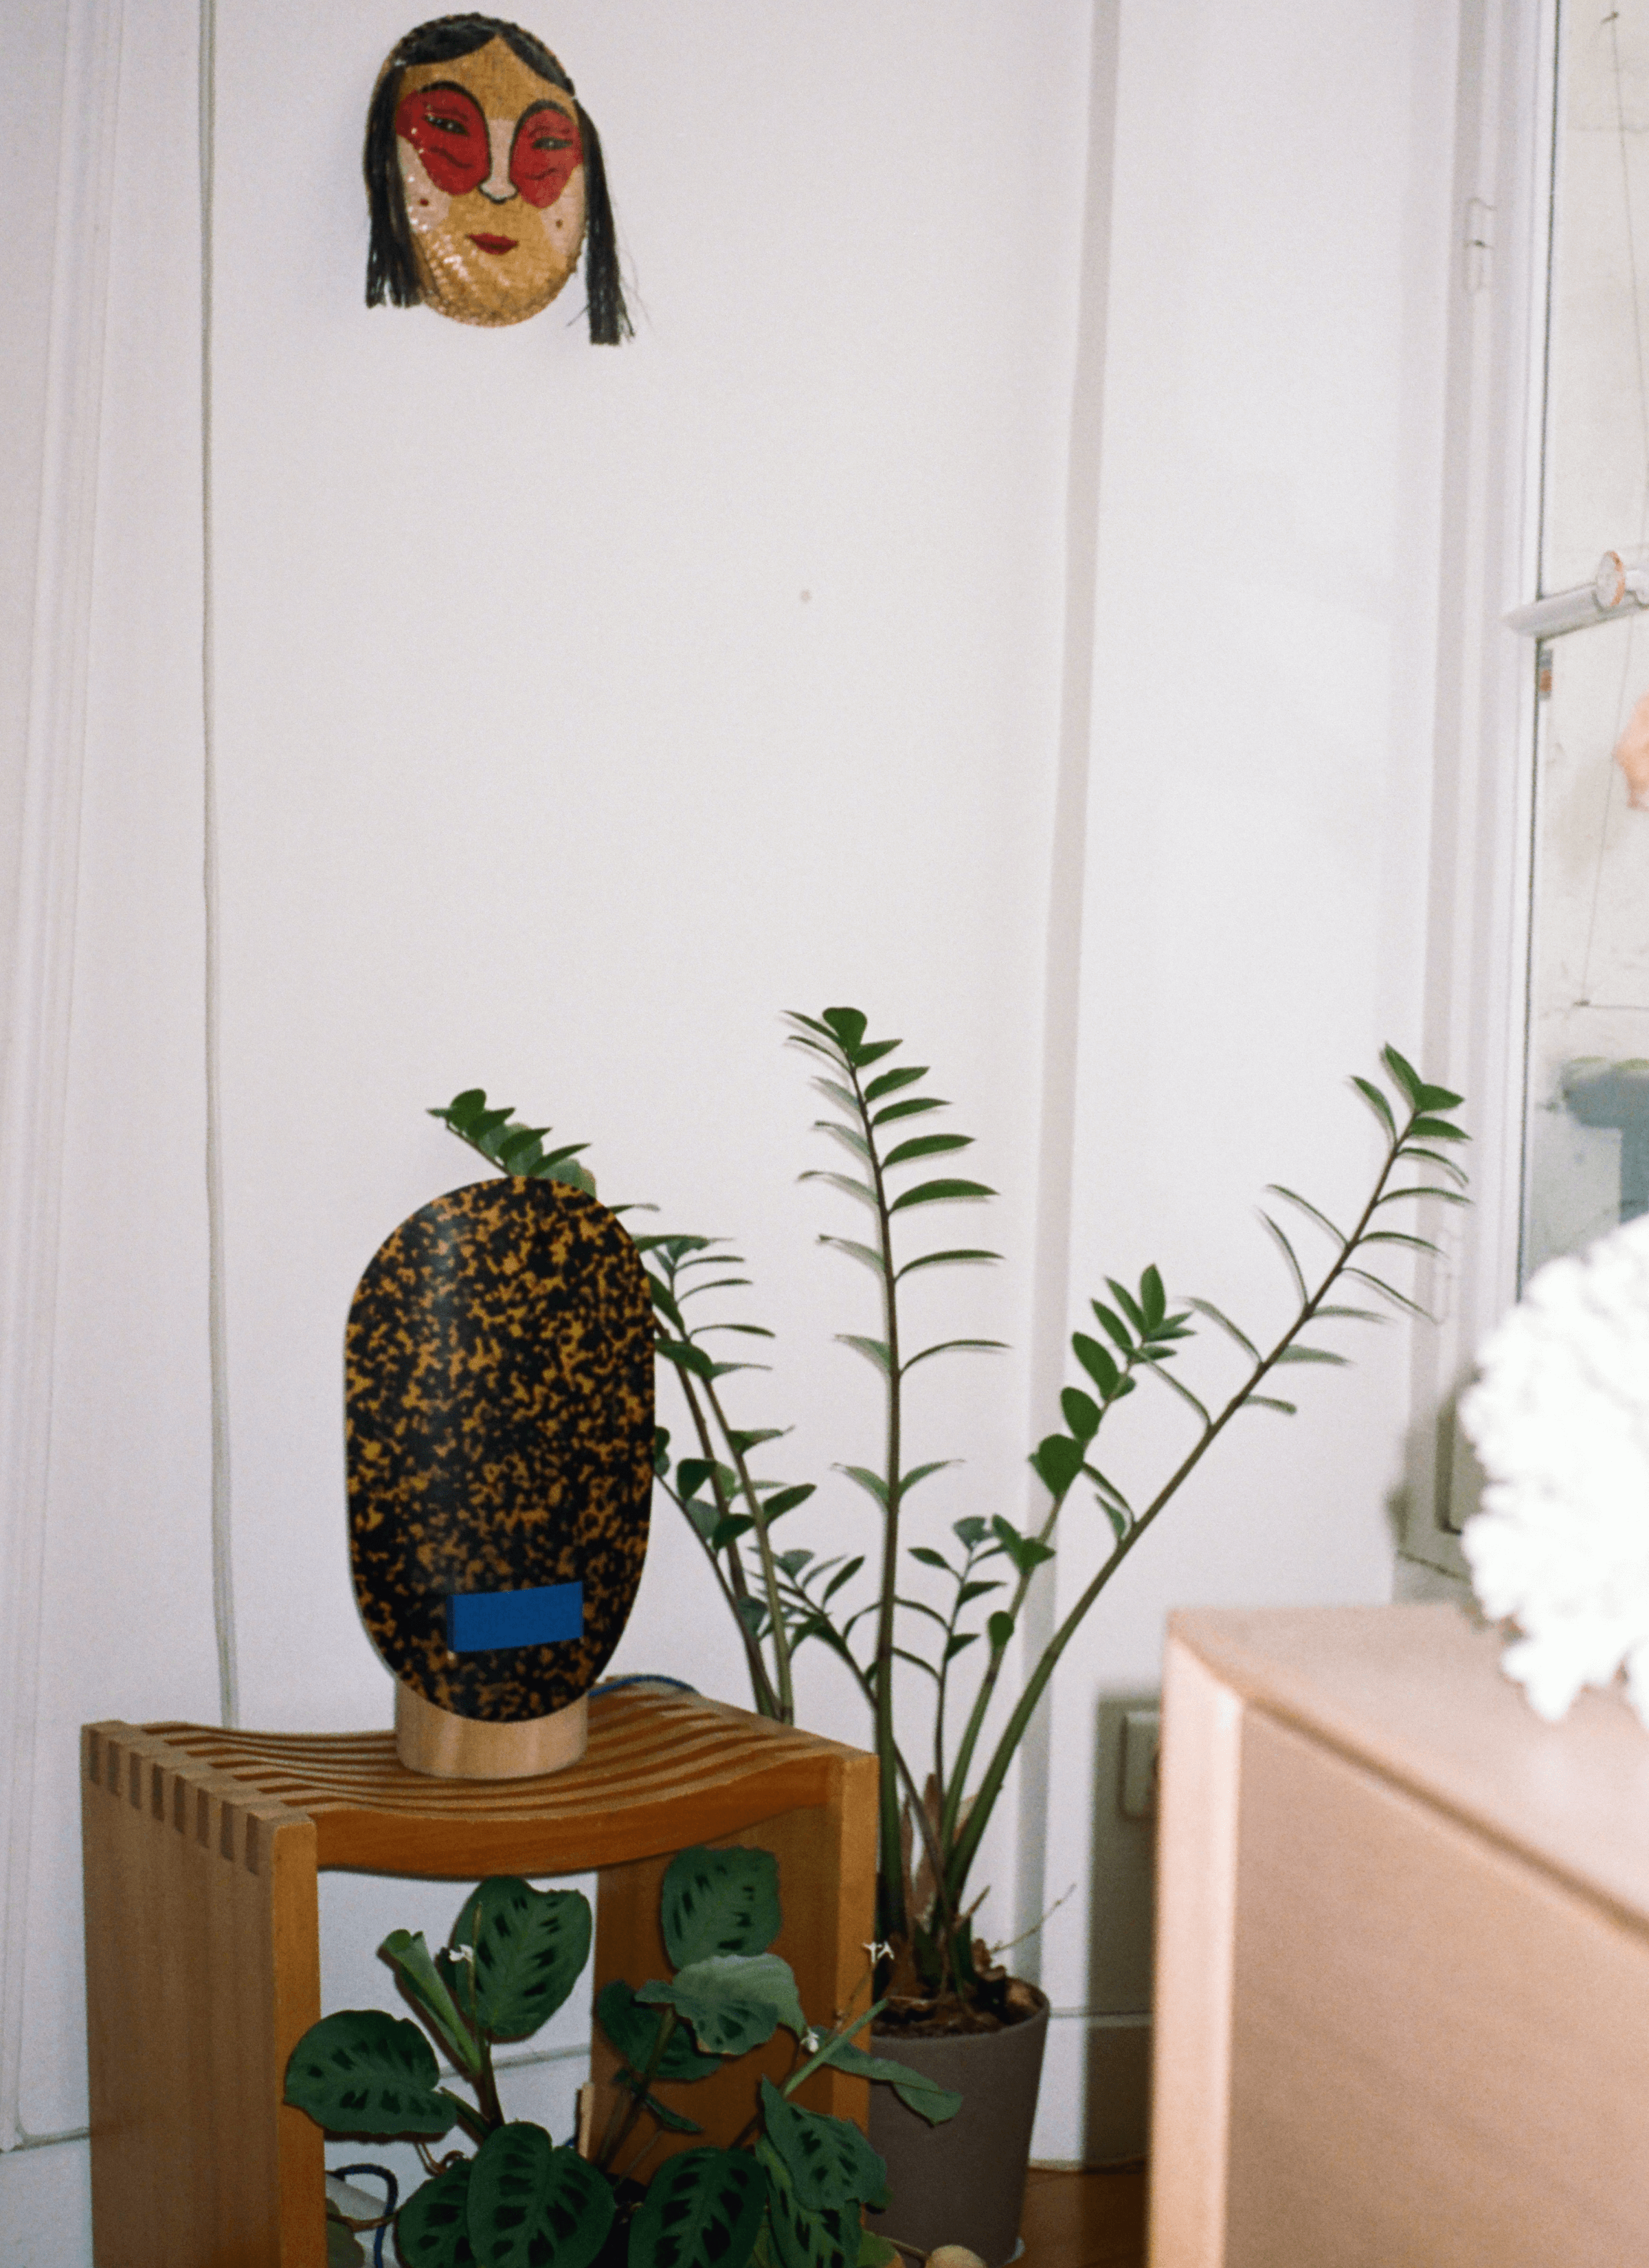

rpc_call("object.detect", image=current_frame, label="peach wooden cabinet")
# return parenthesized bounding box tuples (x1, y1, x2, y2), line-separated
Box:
(1149, 1603, 1649, 2268)
(80, 1685, 875, 2268)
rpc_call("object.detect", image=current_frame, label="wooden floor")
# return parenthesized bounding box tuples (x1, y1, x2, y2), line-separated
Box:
(1019, 2167, 1147, 2266)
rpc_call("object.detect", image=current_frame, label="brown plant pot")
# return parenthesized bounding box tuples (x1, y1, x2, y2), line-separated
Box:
(866, 1988, 1049, 2268)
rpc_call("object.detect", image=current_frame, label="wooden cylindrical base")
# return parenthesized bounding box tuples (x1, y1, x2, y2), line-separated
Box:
(394, 1683, 589, 1781)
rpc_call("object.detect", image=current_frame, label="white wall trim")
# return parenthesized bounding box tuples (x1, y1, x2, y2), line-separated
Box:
(1013, 0, 1124, 1975)
(0, 0, 126, 2154)
(198, 0, 239, 1731)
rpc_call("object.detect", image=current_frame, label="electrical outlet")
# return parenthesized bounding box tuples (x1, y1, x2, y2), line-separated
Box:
(1119, 1706, 1160, 1820)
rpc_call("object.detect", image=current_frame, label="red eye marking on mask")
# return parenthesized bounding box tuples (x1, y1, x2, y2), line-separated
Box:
(510, 100, 583, 208)
(396, 83, 489, 198)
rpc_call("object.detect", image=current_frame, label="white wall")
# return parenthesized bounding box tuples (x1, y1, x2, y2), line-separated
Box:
(1, 0, 1468, 2243)
(1021, 0, 1461, 2161)
(205, 0, 1090, 1747)
(1, 0, 221, 2204)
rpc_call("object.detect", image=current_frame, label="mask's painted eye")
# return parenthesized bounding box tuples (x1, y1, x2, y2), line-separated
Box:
(396, 84, 489, 197)
(511, 100, 583, 208)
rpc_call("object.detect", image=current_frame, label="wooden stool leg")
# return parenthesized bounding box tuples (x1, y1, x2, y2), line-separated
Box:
(82, 1727, 324, 2268)
(589, 1751, 878, 2170)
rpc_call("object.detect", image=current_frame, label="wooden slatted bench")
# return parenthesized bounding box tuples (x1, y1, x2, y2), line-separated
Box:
(81, 1684, 876, 2268)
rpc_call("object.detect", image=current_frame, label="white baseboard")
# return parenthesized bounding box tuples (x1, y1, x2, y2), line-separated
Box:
(1029, 2010, 1151, 2166)
(0, 2132, 91, 2267)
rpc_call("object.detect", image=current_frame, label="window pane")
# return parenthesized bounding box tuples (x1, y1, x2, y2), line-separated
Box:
(1523, 6, 1649, 1280)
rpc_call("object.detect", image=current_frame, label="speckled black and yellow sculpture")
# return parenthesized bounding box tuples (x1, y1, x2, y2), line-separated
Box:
(346, 1176, 653, 1777)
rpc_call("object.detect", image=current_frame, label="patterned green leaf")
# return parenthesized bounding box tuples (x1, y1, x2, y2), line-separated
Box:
(450, 1878, 592, 2041)
(661, 1846, 783, 1966)
(282, 2010, 456, 2137)
(595, 1981, 722, 2082)
(756, 2141, 860, 2268)
(378, 1930, 478, 2075)
(760, 2080, 888, 2212)
(640, 1955, 807, 2056)
(466, 2124, 612, 2268)
(395, 2161, 476, 2268)
(627, 2148, 768, 2268)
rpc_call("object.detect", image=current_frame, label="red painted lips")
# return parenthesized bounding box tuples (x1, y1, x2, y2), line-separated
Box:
(468, 234, 518, 254)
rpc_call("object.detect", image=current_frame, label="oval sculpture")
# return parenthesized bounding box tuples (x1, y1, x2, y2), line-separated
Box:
(346, 1177, 653, 1725)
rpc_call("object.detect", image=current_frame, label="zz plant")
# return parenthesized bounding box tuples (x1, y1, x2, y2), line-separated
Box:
(431, 1019, 1468, 2008)
(284, 1845, 957, 2268)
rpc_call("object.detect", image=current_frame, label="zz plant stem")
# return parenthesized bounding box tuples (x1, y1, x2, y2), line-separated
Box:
(785, 1020, 1467, 1999)
(941, 1065, 1457, 1915)
(429, 1030, 1469, 2011)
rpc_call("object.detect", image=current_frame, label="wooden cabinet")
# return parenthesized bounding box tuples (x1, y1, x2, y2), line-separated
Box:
(1150, 1605, 1649, 2267)
(80, 1685, 875, 2267)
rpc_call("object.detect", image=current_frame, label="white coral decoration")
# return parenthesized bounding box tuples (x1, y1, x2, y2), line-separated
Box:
(1460, 1212, 1649, 1727)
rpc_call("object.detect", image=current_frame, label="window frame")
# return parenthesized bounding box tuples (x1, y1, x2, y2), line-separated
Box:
(1402, 0, 1558, 1577)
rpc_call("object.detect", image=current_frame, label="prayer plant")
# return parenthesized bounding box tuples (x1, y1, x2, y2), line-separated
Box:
(432, 1016, 1468, 2011)
(284, 1845, 956, 2268)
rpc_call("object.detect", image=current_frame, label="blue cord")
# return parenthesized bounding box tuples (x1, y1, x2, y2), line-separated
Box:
(332, 2163, 399, 2268)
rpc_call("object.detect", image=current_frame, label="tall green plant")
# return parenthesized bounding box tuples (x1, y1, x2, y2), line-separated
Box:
(777, 1013, 1466, 1992)
(431, 1021, 1468, 2004)
(781, 1010, 1004, 1948)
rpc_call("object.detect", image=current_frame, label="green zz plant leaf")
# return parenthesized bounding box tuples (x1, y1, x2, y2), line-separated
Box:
(660, 1845, 782, 1966)
(627, 2147, 770, 2268)
(466, 2123, 614, 2268)
(282, 2009, 458, 2138)
(428, 1089, 596, 1194)
(395, 2159, 478, 2268)
(450, 1876, 593, 2040)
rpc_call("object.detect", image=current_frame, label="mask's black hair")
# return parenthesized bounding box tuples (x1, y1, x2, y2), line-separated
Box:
(363, 12, 630, 344)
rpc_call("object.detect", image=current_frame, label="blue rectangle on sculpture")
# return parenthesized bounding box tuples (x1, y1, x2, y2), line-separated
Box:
(447, 1581, 585, 1654)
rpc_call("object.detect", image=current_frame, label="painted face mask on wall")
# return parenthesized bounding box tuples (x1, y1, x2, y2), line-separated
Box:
(364, 14, 629, 341)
